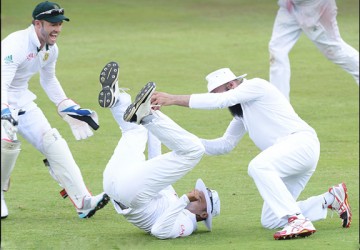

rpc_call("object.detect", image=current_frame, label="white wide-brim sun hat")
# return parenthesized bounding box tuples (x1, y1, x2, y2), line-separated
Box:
(195, 178, 220, 231)
(206, 68, 247, 92)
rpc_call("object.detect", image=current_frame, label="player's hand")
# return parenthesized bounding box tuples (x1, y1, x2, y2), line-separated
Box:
(57, 99, 99, 140)
(151, 92, 190, 107)
(1, 104, 24, 140)
(151, 92, 174, 107)
(187, 189, 201, 202)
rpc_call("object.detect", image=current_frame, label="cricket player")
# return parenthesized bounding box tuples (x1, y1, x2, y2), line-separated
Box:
(97, 62, 220, 239)
(151, 67, 352, 240)
(1, 1, 109, 219)
(269, 0, 359, 100)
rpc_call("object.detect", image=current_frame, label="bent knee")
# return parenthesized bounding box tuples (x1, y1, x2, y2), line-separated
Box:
(182, 138, 205, 160)
(321, 45, 349, 61)
(192, 141, 205, 158)
(247, 158, 269, 177)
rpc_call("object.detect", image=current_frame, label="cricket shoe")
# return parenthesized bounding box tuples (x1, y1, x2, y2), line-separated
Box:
(3, 177, 10, 192)
(274, 214, 316, 240)
(98, 61, 119, 108)
(77, 192, 110, 219)
(123, 82, 156, 124)
(328, 183, 352, 228)
(1, 191, 8, 219)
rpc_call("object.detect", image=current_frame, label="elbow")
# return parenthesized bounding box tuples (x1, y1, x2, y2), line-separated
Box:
(151, 227, 169, 240)
(223, 141, 237, 154)
(203, 142, 236, 155)
(201, 136, 239, 155)
(217, 141, 237, 155)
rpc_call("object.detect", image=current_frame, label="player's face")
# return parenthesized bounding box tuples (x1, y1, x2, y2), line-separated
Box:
(36, 20, 63, 46)
(186, 190, 208, 220)
(211, 80, 240, 93)
(211, 83, 229, 93)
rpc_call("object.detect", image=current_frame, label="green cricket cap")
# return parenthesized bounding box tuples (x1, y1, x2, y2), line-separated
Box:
(32, 1, 70, 23)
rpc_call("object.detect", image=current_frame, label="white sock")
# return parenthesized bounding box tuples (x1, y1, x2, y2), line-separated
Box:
(322, 192, 335, 208)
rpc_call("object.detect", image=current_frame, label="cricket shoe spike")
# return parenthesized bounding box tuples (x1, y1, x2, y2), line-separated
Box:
(123, 82, 156, 124)
(77, 192, 110, 219)
(98, 61, 119, 108)
(274, 214, 316, 240)
(328, 183, 352, 228)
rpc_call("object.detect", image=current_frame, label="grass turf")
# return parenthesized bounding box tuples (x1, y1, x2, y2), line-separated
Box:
(1, 0, 359, 249)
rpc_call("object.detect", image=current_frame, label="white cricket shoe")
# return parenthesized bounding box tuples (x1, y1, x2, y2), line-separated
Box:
(3, 177, 10, 192)
(77, 192, 110, 219)
(123, 82, 156, 124)
(1, 191, 8, 219)
(274, 214, 316, 240)
(328, 183, 352, 228)
(98, 61, 120, 108)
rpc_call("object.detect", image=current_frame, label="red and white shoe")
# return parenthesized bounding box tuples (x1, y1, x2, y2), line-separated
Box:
(274, 214, 316, 240)
(328, 183, 352, 228)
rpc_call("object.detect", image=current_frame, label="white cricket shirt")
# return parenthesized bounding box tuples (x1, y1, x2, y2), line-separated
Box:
(189, 78, 316, 151)
(1, 25, 67, 108)
(112, 189, 197, 239)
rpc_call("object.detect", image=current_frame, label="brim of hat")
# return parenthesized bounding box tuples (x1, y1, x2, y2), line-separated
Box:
(207, 73, 248, 93)
(42, 15, 70, 23)
(195, 178, 212, 231)
(235, 73, 247, 80)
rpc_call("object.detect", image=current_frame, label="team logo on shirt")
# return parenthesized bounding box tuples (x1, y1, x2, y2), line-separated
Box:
(4, 55, 13, 64)
(43, 52, 49, 61)
(179, 224, 185, 236)
(26, 53, 36, 61)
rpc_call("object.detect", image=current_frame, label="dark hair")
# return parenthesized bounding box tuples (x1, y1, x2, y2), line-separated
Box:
(228, 103, 243, 118)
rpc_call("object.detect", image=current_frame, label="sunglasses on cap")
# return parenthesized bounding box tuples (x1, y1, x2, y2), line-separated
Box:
(206, 188, 214, 214)
(35, 8, 64, 19)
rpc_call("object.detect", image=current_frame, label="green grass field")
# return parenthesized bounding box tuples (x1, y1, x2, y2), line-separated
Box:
(1, 0, 359, 249)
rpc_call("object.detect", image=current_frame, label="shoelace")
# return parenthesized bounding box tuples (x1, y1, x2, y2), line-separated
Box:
(329, 186, 347, 218)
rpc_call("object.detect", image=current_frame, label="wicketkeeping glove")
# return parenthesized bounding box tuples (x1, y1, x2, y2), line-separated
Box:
(1, 104, 25, 140)
(57, 99, 99, 140)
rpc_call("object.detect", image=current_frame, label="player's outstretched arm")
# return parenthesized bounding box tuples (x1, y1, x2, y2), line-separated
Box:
(151, 92, 191, 107)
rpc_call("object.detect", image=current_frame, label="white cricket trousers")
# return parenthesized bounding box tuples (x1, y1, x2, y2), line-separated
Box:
(269, 0, 359, 99)
(1, 101, 90, 208)
(103, 111, 204, 208)
(247, 131, 321, 229)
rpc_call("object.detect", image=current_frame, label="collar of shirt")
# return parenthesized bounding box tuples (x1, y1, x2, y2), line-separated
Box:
(28, 25, 51, 52)
(28, 25, 41, 52)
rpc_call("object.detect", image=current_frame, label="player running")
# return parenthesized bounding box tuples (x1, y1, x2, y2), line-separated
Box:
(1, 1, 109, 219)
